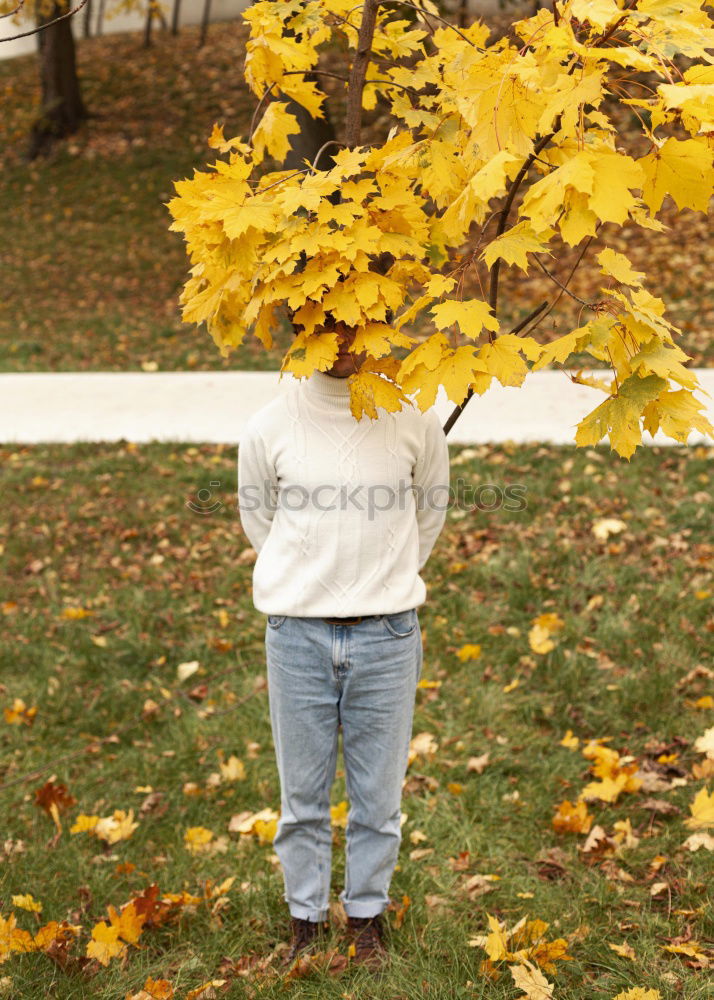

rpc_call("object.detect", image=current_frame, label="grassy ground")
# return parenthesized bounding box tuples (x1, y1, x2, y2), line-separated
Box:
(1, 440, 712, 998)
(1, 18, 713, 374)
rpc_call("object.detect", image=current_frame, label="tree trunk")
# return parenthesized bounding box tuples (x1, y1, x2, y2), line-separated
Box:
(83, 0, 93, 38)
(96, 0, 106, 36)
(144, 2, 154, 47)
(29, 3, 87, 159)
(171, 0, 182, 35)
(199, 0, 212, 47)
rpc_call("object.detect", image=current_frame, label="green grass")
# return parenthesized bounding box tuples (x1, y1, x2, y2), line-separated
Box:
(1, 19, 713, 374)
(1, 439, 712, 998)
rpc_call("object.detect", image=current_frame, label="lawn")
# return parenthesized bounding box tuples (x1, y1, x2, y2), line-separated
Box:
(1, 439, 712, 998)
(1, 17, 713, 374)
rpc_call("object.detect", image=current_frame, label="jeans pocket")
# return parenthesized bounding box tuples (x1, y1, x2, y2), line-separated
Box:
(267, 614, 287, 630)
(383, 609, 417, 638)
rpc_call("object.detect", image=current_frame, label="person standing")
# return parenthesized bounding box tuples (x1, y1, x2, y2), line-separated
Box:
(237, 323, 450, 972)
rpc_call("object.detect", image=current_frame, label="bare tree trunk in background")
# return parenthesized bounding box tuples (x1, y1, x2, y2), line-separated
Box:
(83, 0, 93, 38)
(199, 0, 212, 47)
(171, 0, 182, 35)
(458, 0, 468, 29)
(28, 3, 87, 159)
(144, 2, 154, 47)
(96, 0, 106, 36)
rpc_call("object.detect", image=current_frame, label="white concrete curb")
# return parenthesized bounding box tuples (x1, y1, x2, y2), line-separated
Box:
(1, 369, 712, 446)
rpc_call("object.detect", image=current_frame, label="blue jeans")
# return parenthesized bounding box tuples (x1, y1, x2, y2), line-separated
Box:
(265, 610, 423, 921)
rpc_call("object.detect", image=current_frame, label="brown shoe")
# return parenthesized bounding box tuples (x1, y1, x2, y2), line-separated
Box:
(281, 916, 325, 968)
(347, 914, 389, 971)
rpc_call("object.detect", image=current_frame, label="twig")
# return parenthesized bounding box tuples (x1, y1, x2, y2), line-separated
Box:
(379, 0, 485, 50)
(441, 300, 549, 437)
(248, 81, 276, 143)
(0, 0, 88, 41)
(0, 0, 25, 20)
(487, 129, 558, 318)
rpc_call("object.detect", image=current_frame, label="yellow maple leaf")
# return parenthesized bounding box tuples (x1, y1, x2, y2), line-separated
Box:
(251, 102, 301, 164)
(509, 957, 554, 998)
(598, 249, 645, 287)
(94, 809, 138, 844)
(552, 799, 593, 834)
(107, 901, 146, 945)
(456, 643, 482, 662)
(3, 698, 37, 726)
(11, 894, 42, 914)
(70, 813, 99, 835)
(219, 755, 246, 782)
(609, 941, 637, 960)
(330, 801, 349, 828)
(185, 827, 215, 853)
(480, 222, 554, 273)
(0, 912, 35, 959)
(529, 625, 555, 655)
(86, 921, 126, 966)
(430, 298, 499, 339)
(560, 730, 580, 750)
(685, 786, 714, 829)
(640, 137, 714, 214)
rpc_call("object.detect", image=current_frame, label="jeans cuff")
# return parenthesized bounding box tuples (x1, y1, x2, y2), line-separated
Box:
(287, 902, 330, 922)
(341, 900, 387, 919)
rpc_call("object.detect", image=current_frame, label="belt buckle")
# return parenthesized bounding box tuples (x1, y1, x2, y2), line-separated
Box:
(325, 616, 363, 626)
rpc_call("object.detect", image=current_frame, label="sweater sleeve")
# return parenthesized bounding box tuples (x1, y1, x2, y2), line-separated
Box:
(413, 408, 450, 570)
(237, 420, 278, 554)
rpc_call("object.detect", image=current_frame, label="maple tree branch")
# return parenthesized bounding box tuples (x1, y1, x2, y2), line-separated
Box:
(442, 300, 548, 438)
(344, 0, 380, 148)
(0, 0, 88, 41)
(487, 128, 558, 318)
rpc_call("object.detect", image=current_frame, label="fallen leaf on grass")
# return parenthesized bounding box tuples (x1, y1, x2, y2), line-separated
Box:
(694, 726, 714, 759)
(609, 941, 637, 960)
(611, 989, 661, 1000)
(125, 977, 175, 999)
(4, 698, 37, 726)
(467, 751, 490, 773)
(684, 786, 714, 829)
(552, 799, 593, 834)
(185, 980, 227, 999)
(682, 831, 714, 851)
(11, 895, 41, 913)
(509, 957, 554, 998)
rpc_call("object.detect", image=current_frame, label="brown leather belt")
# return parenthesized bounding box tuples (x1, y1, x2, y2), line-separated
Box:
(323, 615, 377, 626)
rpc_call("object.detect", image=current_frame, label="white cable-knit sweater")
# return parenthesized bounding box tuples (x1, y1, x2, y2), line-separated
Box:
(237, 370, 451, 617)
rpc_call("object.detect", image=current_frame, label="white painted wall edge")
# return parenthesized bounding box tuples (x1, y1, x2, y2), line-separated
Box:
(1, 369, 712, 446)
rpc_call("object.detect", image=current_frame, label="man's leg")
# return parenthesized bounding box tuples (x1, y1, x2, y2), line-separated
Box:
(338, 610, 423, 919)
(265, 615, 340, 923)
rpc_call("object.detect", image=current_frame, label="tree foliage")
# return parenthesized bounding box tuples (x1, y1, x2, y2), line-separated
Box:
(167, 0, 714, 457)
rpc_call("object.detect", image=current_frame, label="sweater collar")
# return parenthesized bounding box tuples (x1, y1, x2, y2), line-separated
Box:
(302, 370, 353, 409)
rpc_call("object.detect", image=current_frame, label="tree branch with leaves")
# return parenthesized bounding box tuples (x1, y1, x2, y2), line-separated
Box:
(167, 0, 714, 458)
